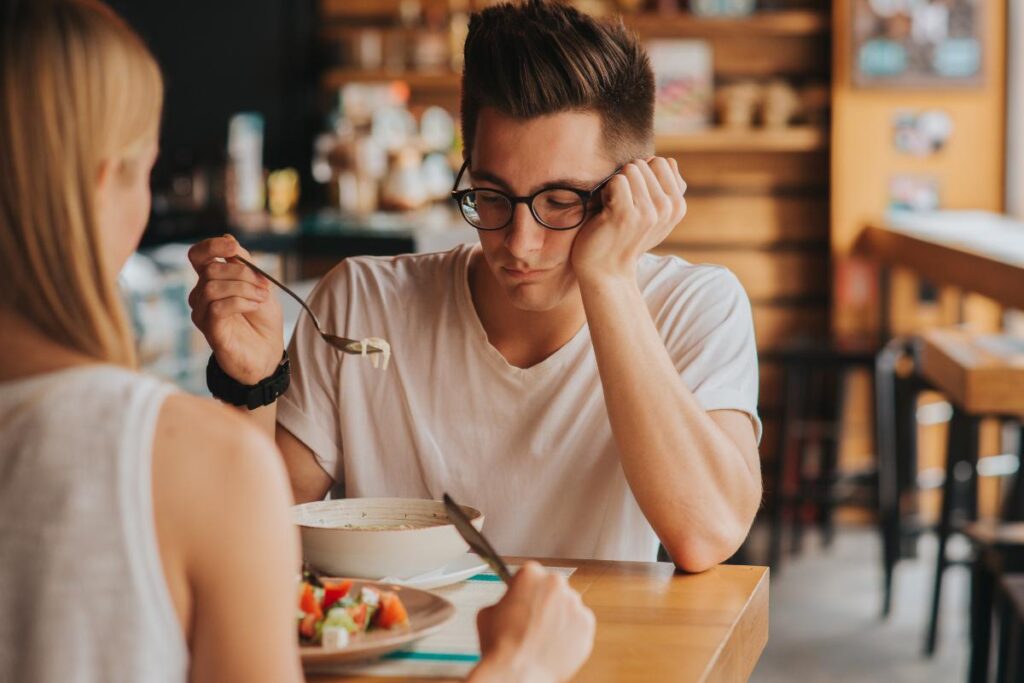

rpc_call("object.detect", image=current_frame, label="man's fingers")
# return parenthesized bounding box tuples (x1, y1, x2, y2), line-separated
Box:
(649, 157, 681, 200)
(623, 161, 655, 218)
(668, 158, 687, 196)
(187, 234, 255, 270)
(200, 279, 270, 305)
(201, 260, 270, 288)
(207, 296, 261, 319)
(602, 172, 634, 212)
(635, 160, 670, 214)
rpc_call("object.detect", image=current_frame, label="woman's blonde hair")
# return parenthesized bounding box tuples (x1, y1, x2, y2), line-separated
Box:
(0, 0, 163, 367)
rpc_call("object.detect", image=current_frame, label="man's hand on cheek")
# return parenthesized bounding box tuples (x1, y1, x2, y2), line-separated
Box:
(570, 157, 687, 285)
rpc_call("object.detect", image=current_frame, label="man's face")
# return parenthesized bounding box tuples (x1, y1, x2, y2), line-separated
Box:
(470, 107, 617, 312)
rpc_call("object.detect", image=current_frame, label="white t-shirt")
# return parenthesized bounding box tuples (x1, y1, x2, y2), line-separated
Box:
(278, 243, 760, 562)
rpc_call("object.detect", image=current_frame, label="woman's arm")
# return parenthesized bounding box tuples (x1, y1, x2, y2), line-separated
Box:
(153, 395, 303, 683)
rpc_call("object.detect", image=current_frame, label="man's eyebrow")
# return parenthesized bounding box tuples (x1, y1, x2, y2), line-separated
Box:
(471, 168, 599, 194)
(468, 169, 513, 191)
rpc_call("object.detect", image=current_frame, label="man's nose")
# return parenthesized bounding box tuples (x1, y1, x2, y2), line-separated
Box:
(503, 203, 545, 258)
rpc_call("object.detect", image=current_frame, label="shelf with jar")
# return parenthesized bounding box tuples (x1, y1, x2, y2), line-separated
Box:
(316, 74, 828, 156)
(320, 10, 828, 75)
(313, 82, 463, 217)
(318, 1, 831, 153)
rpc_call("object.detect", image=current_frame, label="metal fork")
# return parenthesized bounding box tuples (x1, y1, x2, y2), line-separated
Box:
(234, 256, 384, 356)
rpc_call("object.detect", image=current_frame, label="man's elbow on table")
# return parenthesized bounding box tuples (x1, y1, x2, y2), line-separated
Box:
(663, 498, 761, 573)
(664, 536, 739, 574)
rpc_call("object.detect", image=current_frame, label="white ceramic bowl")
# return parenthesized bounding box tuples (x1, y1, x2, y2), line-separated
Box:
(292, 498, 484, 580)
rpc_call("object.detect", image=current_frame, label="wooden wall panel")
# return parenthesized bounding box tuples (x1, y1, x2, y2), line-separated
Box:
(759, 362, 783, 411)
(662, 248, 828, 301)
(707, 35, 828, 79)
(752, 302, 829, 351)
(669, 194, 828, 247)
(672, 152, 829, 192)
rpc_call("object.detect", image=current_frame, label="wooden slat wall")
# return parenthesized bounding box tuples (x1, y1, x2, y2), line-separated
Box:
(663, 151, 829, 193)
(700, 35, 828, 79)
(752, 303, 830, 350)
(655, 249, 828, 300)
(667, 194, 828, 247)
(652, 17, 829, 463)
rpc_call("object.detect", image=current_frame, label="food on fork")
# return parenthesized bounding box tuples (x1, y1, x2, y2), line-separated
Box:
(358, 337, 391, 370)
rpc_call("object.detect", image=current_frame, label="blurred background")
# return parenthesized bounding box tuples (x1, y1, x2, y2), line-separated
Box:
(110, 1, 1024, 680)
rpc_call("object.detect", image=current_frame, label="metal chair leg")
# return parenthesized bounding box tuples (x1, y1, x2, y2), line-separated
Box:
(876, 340, 902, 618)
(925, 409, 979, 656)
(969, 549, 995, 683)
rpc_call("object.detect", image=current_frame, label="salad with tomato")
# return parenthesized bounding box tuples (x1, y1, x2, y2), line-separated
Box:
(298, 572, 410, 649)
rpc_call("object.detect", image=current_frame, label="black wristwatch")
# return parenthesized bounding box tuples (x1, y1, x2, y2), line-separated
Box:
(207, 351, 290, 410)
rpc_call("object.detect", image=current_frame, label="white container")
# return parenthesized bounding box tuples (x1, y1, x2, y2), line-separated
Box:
(227, 112, 264, 212)
(293, 498, 485, 580)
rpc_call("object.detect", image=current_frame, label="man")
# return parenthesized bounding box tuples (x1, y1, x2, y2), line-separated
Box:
(188, 0, 761, 572)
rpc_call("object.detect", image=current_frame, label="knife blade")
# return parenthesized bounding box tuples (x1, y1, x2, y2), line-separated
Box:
(443, 493, 512, 585)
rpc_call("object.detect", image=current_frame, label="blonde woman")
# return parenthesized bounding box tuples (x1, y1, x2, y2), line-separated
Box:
(0, 1, 593, 682)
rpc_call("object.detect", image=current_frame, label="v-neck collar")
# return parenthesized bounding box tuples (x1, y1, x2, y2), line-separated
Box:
(452, 244, 590, 379)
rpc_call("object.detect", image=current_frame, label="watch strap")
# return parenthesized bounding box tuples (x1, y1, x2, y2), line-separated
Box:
(206, 352, 290, 410)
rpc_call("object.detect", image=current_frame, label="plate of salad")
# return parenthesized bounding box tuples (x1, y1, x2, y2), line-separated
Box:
(298, 571, 455, 666)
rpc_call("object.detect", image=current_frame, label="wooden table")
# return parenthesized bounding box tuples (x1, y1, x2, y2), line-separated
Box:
(311, 559, 770, 683)
(918, 328, 1024, 417)
(859, 210, 1024, 312)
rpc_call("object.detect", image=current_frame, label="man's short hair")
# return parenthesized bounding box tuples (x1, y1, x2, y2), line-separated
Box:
(460, 0, 655, 162)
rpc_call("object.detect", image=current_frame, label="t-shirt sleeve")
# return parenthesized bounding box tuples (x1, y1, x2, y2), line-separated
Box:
(276, 263, 350, 482)
(656, 266, 762, 443)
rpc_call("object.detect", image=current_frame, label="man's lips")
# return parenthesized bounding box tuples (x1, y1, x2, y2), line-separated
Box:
(501, 266, 552, 280)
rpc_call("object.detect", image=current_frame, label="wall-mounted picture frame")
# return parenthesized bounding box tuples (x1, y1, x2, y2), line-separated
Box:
(851, 0, 983, 88)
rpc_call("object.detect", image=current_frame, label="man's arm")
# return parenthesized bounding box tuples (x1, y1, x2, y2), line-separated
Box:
(579, 273, 760, 572)
(572, 158, 761, 572)
(276, 421, 335, 503)
(235, 402, 333, 503)
(187, 235, 335, 503)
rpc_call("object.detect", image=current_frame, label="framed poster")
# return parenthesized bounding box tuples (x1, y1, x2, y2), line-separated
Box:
(851, 0, 983, 88)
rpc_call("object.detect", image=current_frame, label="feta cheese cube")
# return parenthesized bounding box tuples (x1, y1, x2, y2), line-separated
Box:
(322, 626, 350, 650)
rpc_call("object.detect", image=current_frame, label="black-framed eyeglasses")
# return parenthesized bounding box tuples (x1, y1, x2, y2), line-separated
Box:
(449, 159, 620, 231)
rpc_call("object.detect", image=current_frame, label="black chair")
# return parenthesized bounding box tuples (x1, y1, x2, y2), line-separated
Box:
(768, 336, 880, 570)
(917, 330, 1024, 657)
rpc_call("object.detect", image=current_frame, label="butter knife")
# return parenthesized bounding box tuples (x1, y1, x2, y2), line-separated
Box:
(443, 493, 512, 585)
